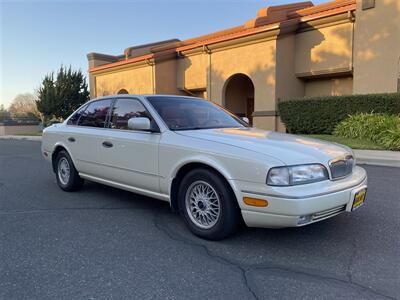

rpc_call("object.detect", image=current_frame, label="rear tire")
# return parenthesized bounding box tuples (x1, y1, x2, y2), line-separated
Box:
(178, 168, 241, 240)
(55, 150, 84, 192)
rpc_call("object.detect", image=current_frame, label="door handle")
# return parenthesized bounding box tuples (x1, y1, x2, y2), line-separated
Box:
(67, 137, 75, 142)
(102, 141, 113, 148)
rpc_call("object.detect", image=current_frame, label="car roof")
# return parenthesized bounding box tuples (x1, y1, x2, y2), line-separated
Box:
(88, 94, 203, 103)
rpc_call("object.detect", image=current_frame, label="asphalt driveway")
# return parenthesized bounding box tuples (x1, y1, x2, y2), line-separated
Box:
(0, 139, 399, 299)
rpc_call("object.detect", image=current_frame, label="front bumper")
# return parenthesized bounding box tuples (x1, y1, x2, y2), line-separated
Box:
(229, 166, 367, 228)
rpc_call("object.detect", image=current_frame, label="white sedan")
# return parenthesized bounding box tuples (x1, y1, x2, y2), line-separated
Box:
(42, 95, 367, 240)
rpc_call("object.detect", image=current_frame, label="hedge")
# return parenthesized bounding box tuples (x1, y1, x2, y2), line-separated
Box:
(0, 119, 40, 126)
(278, 93, 400, 134)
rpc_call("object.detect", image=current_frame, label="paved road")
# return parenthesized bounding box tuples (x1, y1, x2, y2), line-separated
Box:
(0, 139, 399, 300)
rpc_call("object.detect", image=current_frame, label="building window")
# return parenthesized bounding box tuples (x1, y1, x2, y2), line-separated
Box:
(362, 0, 375, 10)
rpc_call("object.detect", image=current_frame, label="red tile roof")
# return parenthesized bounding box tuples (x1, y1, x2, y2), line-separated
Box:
(89, 0, 356, 74)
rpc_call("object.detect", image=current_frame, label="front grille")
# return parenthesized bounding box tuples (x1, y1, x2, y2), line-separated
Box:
(312, 205, 346, 221)
(329, 155, 354, 179)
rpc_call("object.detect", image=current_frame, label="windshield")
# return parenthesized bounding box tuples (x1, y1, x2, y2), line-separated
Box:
(147, 96, 248, 131)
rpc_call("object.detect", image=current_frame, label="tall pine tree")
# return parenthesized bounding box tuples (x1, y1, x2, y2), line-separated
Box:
(36, 66, 90, 123)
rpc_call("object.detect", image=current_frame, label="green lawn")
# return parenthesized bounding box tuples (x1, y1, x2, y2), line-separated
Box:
(304, 134, 385, 150)
(15, 132, 43, 136)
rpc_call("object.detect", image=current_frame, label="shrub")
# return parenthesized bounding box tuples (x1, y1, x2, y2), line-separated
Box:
(379, 129, 400, 151)
(278, 93, 400, 134)
(334, 113, 400, 151)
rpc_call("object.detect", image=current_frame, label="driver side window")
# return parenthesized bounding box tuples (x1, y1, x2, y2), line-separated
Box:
(110, 98, 151, 130)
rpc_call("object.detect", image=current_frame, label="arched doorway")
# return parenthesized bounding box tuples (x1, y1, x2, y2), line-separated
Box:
(223, 74, 254, 125)
(117, 88, 129, 94)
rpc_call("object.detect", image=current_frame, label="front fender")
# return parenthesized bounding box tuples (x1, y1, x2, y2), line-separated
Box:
(161, 154, 241, 208)
(159, 154, 236, 198)
(169, 154, 234, 181)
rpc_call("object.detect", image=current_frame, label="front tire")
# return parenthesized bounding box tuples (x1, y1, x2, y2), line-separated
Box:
(55, 150, 84, 192)
(178, 168, 241, 240)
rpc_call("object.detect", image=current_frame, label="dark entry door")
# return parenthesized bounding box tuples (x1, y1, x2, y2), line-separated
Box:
(246, 97, 254, 126)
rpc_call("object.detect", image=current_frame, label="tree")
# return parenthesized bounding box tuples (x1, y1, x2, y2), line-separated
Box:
(36, 66, 90, 122)
(0, 104, 11, 122)
(36, 73, 56, 123)
(8, 93, 40, 119)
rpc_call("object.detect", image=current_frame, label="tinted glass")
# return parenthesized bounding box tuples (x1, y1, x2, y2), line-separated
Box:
(147, 96, 247, 131)
(78, 99, 111, 128)
(110, 98, 151, 130)
(67, 104, 87, 125)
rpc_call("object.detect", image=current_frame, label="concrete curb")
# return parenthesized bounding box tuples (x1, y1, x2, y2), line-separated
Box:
(354, 149, 400, 168)
(1, 135, 399, 167)
(0, 135, 42, 141)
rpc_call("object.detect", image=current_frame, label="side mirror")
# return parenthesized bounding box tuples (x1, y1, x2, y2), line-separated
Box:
(127, 117, 151, 131)
(241, 117, 250, 124)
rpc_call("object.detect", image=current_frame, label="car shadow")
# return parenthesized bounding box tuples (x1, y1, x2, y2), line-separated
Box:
(80, 179, 346, 244)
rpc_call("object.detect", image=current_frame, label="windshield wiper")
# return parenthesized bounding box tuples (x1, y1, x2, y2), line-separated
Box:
(173, 127, 205, 131)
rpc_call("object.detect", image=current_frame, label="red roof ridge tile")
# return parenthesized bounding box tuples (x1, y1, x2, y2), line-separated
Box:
(289, 0, 355, 18)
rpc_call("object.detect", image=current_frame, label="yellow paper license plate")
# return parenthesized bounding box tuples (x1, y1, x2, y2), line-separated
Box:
(352, 189, 367, 211)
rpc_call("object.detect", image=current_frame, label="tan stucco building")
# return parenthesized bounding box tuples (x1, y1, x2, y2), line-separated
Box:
(87, 0, 400, 131)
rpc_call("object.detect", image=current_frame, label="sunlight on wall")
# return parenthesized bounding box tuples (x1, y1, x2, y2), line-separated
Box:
(177, 54, 208, 90)
(356, 49, 375, 61)
(353, 0, 400, 93)
(295, 22, 352, 75)
(95, 66, 153, 96)
(311, 25, 351, 63)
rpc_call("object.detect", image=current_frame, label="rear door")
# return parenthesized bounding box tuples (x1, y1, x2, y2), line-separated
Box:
(64, 98, 113, 176)
(97, 97, 161, 193)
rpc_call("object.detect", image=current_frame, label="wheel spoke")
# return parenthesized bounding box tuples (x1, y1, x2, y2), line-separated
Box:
(58, 157, 71, 185)
(185, 180, 221, 229)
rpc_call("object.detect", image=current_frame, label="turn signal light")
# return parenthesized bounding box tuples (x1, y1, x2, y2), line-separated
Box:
(243, 197, 268, 207)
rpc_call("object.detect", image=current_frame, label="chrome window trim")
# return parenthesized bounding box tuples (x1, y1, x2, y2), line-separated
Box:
(64, 124, 161, 135)
(64, 96, 165, 134)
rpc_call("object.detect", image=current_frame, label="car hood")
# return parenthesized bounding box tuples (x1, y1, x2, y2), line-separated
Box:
(176, 127, 352, 165)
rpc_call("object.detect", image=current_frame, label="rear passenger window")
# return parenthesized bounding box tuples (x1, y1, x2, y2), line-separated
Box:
(78, 99, 112, 128)
(67, 105, 87, 125)
(110, 98, 151, 130)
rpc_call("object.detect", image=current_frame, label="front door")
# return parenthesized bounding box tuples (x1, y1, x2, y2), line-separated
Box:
(97, 98, 160, 193)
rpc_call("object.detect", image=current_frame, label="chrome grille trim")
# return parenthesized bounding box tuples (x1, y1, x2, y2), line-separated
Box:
(312, 205, 346, 221)
(329, 155, 354, 180)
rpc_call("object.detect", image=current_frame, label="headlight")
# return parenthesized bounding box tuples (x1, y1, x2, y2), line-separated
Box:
(267, 164, 329, 186)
